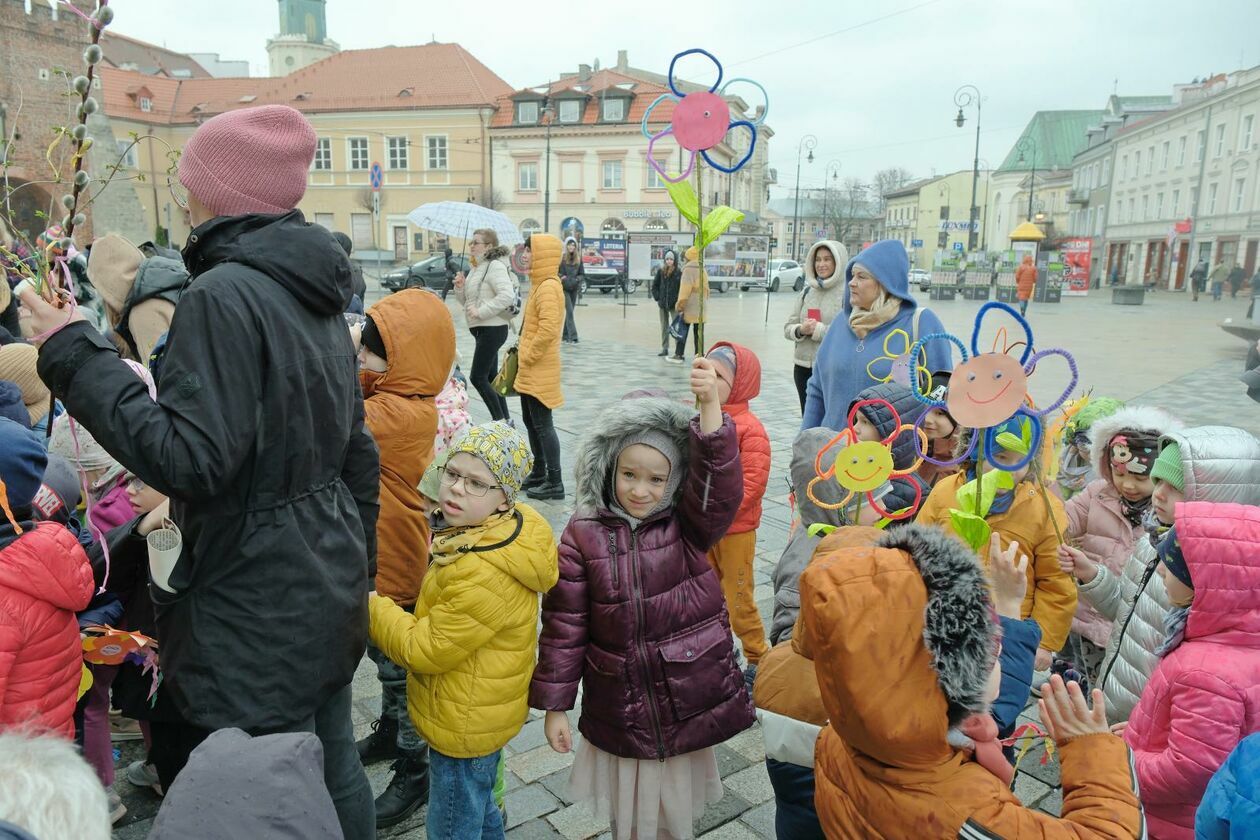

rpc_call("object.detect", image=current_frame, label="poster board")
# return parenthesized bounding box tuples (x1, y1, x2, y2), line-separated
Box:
(627, 232, 770, 282)
(1061, 238, 1092, 296)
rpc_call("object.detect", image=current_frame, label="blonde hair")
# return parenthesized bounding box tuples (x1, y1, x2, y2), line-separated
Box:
(472, 229, 498, 249)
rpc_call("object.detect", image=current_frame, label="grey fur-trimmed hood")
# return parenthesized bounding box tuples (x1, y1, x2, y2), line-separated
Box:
(877, 524, 998, 727)
(573, 396, 695, 513)
(1088, 405, 1183, 479)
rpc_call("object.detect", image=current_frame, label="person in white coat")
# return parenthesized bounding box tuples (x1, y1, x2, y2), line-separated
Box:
(1066, 425, 1260, 722)
(452, 228, 517, 421)
(784, 240, 849, 412)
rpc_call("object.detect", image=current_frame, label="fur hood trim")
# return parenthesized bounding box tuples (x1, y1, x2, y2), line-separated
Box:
(1088, 405, 1183, 476)
(573, 397, 695, 513)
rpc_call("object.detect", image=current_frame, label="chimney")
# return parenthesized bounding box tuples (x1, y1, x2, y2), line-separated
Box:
(617, 50, 628, 71)
(578, 63, 591, 81)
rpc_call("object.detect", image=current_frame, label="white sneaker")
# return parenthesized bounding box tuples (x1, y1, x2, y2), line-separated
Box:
(108, 789, 127, 824)
(666, 355, 684, 364)
(126, 760, 164, 797)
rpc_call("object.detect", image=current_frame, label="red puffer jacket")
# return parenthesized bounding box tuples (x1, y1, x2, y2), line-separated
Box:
(0, 521, 95, 737)
(530, 400, 755, 760)
(711, 341, 770, 535)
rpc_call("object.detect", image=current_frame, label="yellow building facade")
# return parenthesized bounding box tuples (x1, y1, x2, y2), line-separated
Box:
(882, 169, 992, 269)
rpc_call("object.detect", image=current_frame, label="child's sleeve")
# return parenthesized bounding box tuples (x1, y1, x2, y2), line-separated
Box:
(368, 574, 505, 676)
(1077, 562, 1125, 623)
(1030, 495, 1076, 651)
(678, 414, 744, 552)
(1063, 480, 1092, 539)
(740, 420, 771, 514)
(529, 526, 590, 712)
(1129, 671, 1247, 805)
(964, 735, 1143, 838)
(992, 616, 1042, 737)
(912, 478, 953, 530)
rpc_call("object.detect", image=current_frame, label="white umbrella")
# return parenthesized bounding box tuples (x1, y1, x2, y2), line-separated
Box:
(406, 201, 524, 246)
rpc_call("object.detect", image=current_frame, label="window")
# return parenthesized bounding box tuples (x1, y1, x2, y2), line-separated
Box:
(1241, 115, 1255, 152)
(644, 219, 669, 231)
(646, 160, 666, 189)
(348, 137, 369, 171)
(1102, 157, 1111, 185)
(1145, 146, 1154, 175)
(1177, 135, 1187, 166)
(602, 98, 625, 122)
(519, 218, 542, 237)
(139, 97, 152, 113)
(386, 136, 408, 170)
(602, 160, 623, 189)
(314, 213, 335, 230)
(517, 101, 539, 124)
(1155, 192, 1164, 219)
(1172, 188, 1180, 215)
(1207, 182, 1218, 213)
(601, 217, 626, 232)
(1115, 199, 1123, 223)
(110, 138, 137, 169)
(1120, 155, 1128, 181)
(1134, 151, 1141, 177)
(1191, 186, 1199, 212)
(426, 136, 447, 170)
(1141, 195, 1149, 221)
(1161, 141, 1170, 170)
(1214, 123, 1226, 157)
(1095, 206, 1105, 236)
(1234, 178, 1247, 212)
(1128, 198, 1135, 221)
(312, 137, 331, 171)
(558, 99, 581, 123)
(350, 213, 373, 250)
(518, 162, 538, 191)
(1196, 130, 1206, 162)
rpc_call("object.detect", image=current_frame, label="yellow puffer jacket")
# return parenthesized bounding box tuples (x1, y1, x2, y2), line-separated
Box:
(516, 233, 564, 409)
(368, 503, 559, 758)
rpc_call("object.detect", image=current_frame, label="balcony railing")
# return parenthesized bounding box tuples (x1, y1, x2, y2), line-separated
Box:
(1067, 188, 1090, 205)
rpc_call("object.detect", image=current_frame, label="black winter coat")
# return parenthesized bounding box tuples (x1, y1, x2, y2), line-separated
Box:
(558, 258, 584, 293)
(651, 266, 682, 310)
(36, 211, 380, 731)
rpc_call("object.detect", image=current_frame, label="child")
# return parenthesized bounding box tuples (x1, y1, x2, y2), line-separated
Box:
(1057, 397, 1124, 499)
(369, 422, 558, 840)
(800, 522, 1143, 837)
(352, 289, 456, 828)
(435, 371, 472, 457)
(0, 417, 95, 738)
(917, 371, 962, 488)
(706, 342, 770, 681)
(1060, 406, 1181, 687)
(1196, 732, 1260, 837)
(917, 415, 1076, 670)
(1066, 425, 1260, 723)
(1124, 503, 1260, 838)
(530, 361, 755, 840)
(847, 381, 928, 523)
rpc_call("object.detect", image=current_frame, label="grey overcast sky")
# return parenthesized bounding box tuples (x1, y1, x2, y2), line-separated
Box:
(109, 0, 1259, 197)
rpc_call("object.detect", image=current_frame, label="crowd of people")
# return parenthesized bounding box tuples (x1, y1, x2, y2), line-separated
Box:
(1, 102, 1259, 840)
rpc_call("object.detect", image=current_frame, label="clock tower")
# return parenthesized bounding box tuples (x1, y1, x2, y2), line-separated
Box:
(266, 0, 339, 76)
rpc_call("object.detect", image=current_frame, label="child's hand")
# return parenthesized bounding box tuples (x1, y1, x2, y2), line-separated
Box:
(544, 710, 572, 754)
(136, 499, 171, 537)
(1034, 647, 1053, 672)
(1057, 544, 1098, 583)
(1038, 674, 1110, 745)
(1110, 721, 1127, 737)
(690, 358, 720, 405)
(989, 534, 1029, 619)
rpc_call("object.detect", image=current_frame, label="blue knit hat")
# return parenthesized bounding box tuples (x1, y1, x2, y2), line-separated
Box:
(0, 417, 48, 522)
(1157, 526, 1192, 589)
(0, 381, 28, 429)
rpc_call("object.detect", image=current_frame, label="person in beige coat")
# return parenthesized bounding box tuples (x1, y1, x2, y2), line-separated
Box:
(784, 240, 849, 412)
(87, 234, 183, 362)
(452, 229, 517, 421)
(670, 246, 709, 363)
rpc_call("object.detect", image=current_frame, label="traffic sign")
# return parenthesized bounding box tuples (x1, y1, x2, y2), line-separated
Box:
(911, 239, 923, 247)
(952, 242, 964, 252)
(370, 162, 383, 191)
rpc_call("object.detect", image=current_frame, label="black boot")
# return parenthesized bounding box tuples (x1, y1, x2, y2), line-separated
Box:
(520, 463, 548, 491)
(355, 718, 398, 766)
(375, 753, 430, 828)
(527, 469, 565, 501)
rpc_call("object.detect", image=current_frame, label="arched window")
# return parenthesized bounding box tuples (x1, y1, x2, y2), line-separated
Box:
(519, 218, 542, 238)
(601, 217, 626, 232)
(643, 219, 669, 231)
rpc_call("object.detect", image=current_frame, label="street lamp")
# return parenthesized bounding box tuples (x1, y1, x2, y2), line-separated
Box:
(791, 135, 817, 260)
(822, 160, 842, 238)
(542, 98, 555, 232)
(953, 84, 982, 252)
(1016, 136, 1039, 222)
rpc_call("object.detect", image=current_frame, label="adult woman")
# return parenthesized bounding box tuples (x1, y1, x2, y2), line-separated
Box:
(784, 240, 849, 412)
(650, 250, 682, 357)
(801, 240, 952, 430)
(515, 234, 566, 500)
(453, 229, 515, 421)
(558, 237, 584, 344)
(670, 245, 709, 363)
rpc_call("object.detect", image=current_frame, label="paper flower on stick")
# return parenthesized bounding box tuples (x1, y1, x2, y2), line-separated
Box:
(805, 399, 928, 521)
(82, 624, 162, 700)
(866, 328, 931, 389)
(910, 302, 1078, 473)
(642, 49, 769, 184)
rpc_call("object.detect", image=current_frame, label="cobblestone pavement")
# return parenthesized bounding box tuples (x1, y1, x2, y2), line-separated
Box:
(112, 285, 1254, 837)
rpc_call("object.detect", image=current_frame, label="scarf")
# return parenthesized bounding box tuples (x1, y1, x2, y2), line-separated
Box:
(1156, 605, 1191, 657)
(429, 509, 520, 565)
(965, 465, 1017, 516)
(1119, 495, 1152, 527)
(848, 293, 902, 339)
(1143, 507, 1173, 550)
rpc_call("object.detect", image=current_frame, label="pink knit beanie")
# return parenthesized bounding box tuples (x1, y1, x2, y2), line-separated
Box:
(178, 105, 316, 217)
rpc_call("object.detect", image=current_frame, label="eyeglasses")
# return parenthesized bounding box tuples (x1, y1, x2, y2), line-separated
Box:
(438, 466, 500, 498)
(470, 239, 486, 247)
(127, 475, 146, 493)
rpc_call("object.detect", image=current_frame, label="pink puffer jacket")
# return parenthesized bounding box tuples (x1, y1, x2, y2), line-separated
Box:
(1124, 502, 1260, 839)
(1064, 478, 1141, 646)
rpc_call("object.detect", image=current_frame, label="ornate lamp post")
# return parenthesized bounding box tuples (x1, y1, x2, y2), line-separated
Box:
(1016, 135, 1039, 221)
(953, 84, 982, 251)
(791, 135, 817, 260)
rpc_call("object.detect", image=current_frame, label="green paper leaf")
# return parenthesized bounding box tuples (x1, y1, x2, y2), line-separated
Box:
(807, 523, 838, 538)
(948, 510, 992, 554)
(668, 180, 700, 227)
(700, 206, 746, 250)
(954, 469, 1016, 521)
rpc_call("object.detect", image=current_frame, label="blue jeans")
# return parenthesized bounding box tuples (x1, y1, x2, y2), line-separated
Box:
(765, 759, 824, 840)
(428, 749, 504, 840)
(367, 642, 427, 757)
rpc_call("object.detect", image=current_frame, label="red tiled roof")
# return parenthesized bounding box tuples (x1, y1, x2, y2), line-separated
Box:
(490, 68, 678, 129)
(100, 32, 212, 79)
(100, 41, 512, 125)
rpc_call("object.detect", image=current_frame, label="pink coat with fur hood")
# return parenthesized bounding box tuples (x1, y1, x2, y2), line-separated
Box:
(1064, 406, 1182, 647)
(1124, 502, 1260, 839)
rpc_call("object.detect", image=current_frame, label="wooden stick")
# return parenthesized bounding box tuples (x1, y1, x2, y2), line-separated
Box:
(974, 434, 986, 518)
(1035, 472, 1067, 546)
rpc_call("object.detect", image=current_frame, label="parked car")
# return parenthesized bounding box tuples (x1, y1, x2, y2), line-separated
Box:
(585, 267, 639, 295)
(741, 259, 804, 293)
(381, 253, 471, 293)
(910, 268, 931, 292)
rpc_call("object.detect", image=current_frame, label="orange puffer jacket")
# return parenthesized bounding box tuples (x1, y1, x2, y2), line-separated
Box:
(711, 341, 769, 534)
(362, 289, 456, 604)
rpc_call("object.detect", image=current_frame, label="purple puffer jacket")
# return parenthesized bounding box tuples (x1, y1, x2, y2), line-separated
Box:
(529, 398, 756, 760)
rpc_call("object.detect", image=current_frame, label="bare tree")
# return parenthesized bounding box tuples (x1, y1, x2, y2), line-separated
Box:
(473, 187, 505, 210)
(871, 167, 916, 214)
(820, 178, 878, 251)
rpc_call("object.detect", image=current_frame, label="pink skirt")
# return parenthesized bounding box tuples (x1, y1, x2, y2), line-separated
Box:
(568, 739, 723, 840)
